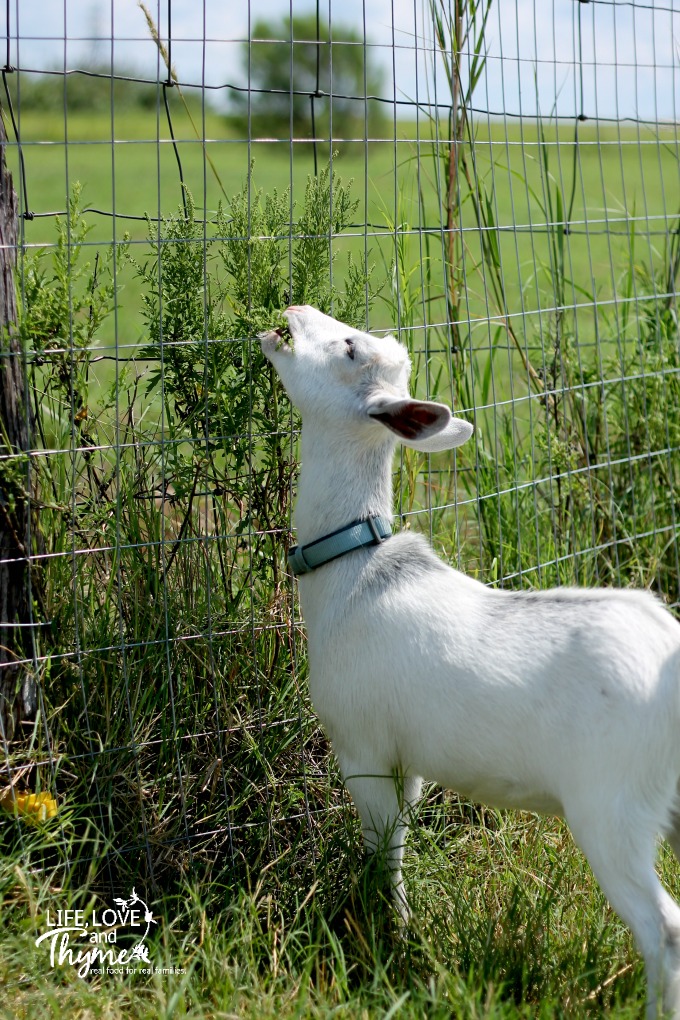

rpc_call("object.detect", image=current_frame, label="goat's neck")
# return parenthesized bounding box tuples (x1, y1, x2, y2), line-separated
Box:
(294, 425, 396, 546)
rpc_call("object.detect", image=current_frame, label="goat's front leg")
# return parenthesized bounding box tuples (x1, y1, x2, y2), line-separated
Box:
(339, 757, 422, 921)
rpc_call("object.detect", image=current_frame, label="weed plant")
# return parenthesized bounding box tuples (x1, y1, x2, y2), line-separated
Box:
(6, 163, 374, 910)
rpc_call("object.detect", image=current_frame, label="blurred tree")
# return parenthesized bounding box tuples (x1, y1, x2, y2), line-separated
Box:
(228, 14, 386, 141)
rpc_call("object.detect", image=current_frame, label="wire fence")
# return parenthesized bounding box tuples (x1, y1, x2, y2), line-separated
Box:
(0, 0, 678, 901)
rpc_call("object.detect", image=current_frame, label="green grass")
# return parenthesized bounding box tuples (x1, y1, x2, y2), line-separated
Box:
(3, 797, 676, 1018)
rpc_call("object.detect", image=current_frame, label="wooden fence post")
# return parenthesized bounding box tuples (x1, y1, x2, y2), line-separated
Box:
(0, 106, 38, 742)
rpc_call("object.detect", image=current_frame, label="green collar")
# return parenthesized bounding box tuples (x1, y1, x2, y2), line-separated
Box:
(288, 515, 392, 576)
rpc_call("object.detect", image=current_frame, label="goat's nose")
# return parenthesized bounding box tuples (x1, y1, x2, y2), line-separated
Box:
(285, 305, 305, 312)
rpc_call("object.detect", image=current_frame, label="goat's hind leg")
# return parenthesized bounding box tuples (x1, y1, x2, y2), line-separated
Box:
(339, 757, 422, 922)
(567, 799, 680, 1020)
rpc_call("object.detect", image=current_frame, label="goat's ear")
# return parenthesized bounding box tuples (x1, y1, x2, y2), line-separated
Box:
(366, 394, 473, 452)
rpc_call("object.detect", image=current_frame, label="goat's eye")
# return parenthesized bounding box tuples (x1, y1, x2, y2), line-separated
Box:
(345, 338, 356, 360)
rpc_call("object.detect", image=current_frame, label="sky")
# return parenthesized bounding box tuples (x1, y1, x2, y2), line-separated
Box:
(2, 0, 679, 123)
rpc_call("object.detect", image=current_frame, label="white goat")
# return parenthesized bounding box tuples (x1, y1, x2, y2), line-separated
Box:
(261, 304, 680, 1018)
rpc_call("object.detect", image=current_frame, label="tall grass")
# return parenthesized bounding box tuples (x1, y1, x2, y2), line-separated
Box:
(408, 0, 680, 597)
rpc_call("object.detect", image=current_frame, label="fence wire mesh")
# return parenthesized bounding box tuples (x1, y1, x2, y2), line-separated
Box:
(0, 0, 678, 899)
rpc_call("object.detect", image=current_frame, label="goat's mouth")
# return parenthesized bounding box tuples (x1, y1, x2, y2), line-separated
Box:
(272, 324, 293, 351)
(260, 323, 294, 355)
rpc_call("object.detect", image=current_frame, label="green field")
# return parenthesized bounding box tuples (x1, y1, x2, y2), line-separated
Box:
(8, 105, 679, 486)
(2, 105, 680, 1019)
(10, 107, 679, 346)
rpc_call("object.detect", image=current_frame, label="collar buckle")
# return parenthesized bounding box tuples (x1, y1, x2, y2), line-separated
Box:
(366, 515, 387, 545)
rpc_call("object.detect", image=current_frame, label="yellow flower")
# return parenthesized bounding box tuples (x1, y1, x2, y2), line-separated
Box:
(0, 789, 58, 823)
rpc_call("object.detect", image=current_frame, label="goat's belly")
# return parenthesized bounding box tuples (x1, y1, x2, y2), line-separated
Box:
(398, 721, 568, 816)
(440, 773, 564, 816)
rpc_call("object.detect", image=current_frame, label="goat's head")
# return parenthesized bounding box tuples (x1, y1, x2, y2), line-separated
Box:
(261, 305, 473, 452)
